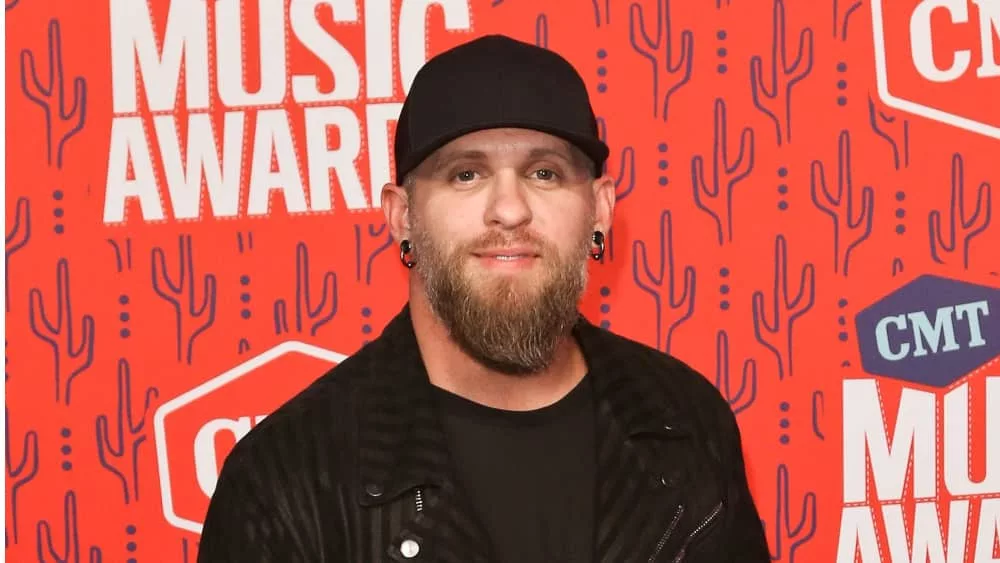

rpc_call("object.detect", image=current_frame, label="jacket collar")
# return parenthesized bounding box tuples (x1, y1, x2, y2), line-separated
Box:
(357, 304, 689, 504)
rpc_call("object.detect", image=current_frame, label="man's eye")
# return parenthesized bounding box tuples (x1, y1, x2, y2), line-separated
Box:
(455, 170, 477, 182)
(533, 168, 557, 180)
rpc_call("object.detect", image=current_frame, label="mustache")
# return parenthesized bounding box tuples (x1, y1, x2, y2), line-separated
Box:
(460, 229, 551, 254)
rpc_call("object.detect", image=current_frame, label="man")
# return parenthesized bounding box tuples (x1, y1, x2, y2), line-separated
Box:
(198, 34, 770, 562)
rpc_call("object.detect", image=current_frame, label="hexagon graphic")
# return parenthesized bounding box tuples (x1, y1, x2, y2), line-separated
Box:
(855, 274, 999, 387)
(871, 0, 1000, 139)
(153, 341, 348, 534)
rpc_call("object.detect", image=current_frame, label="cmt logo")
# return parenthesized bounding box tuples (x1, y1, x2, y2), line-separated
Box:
(871, 0, 1000, 139)
(856, 275, 999, 387)
(152, 342, 347, 533)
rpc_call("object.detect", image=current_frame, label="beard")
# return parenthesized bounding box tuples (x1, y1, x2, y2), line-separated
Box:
(410, 217, 592, 375)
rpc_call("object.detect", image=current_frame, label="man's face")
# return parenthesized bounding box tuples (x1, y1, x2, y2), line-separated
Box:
(403, 128, 611, 375)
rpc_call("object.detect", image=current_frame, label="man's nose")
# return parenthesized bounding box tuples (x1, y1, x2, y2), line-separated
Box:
(483, 170, 532, 229)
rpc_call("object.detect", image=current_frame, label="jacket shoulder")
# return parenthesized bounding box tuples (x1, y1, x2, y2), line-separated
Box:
(216, 344, 374, 476)
(604, 329, 729, 402)
(596, 328, 742, 442)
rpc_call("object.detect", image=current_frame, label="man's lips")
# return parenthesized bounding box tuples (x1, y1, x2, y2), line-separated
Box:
(472, 248, 541, 259)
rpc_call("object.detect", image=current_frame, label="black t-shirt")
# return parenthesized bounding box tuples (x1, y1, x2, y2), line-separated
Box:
(431, 374, 596, 563)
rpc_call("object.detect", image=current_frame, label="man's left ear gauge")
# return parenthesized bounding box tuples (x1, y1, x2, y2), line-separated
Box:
(590, 231, 605, 261)
(399, 239, 416, 269)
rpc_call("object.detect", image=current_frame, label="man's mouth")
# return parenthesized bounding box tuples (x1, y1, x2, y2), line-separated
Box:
(472, 248, 541, 267)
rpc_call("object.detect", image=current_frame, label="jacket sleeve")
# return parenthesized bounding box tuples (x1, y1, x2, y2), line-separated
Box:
(721, 411, 772, 562)
(196, 452, 304, 563)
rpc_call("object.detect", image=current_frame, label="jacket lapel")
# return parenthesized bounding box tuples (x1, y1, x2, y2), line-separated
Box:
(575, 319, 700, 563)
(358, 306, 702, 563)
(357, 306, 494, 562)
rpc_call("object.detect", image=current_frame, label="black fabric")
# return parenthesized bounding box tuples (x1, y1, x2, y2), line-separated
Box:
(431, 374, 596, 563)
(196, 305, 771, 562)
(393, 34, 610, 184)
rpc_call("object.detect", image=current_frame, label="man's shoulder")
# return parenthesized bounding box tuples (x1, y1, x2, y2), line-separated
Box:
(593, 326, 739, 433)
(220, 343, 374, 467)
(594, 325, 728, 402)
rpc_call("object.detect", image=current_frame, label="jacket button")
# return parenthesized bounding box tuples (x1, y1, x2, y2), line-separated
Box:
(401, 539, 420, 558)
(365, 483, 383, 497)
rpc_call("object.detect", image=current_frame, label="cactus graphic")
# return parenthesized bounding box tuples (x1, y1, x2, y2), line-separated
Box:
(5, 407, 39, 545)
(236, 231, 254, 254)
(28, 258, 95, 406)
(36, 490, 103, 563)
(96, 358, 159, 505)
(590, 0, 611, 29)
(628, 0, 693, 122)
(692, 98, 755, 245)
(596, 117, 637, 203)
(929, 153, 992, 270)
(354, 224, 393, 285)
(867, 96, 910, 171)
(152, 235, 218, 365)
(811, 390, 825, 440)
(592, 0, 611, 27)
(106, 238, 133, 274)
(595, 117, 637, 263)
(891, 258, 904, 277)
(713, 330, 757, 415)
(535, 13, 548, 49)
(766, 464, 817, 562)
(809, 130, 874, 277)
(832, 0, 862, 41)
(6, 197, 31, 312)
(19, 18, 87, 168)
(274, 242, 338, 336)
(752, 235, 815, 381)
(750, 0, 813, 146)
(633, 210, 696, 355)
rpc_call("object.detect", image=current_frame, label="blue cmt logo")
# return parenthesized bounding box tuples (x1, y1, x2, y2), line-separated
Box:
(855, 275, 998, 387)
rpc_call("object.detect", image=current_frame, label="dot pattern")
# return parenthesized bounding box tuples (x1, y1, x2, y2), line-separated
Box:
(361, 306, 373, 345)
(717, 31, 728, 74)
(53, 189, 65, 235)
(61, 427, 72, 471)
(599, 286, 611, 329)
(777, 167, 789, 211)
(719, 267, 730, 310)
(779, 401, 790, 445)
(240, 275, 252, 320)
(836, 62, 848, 106)
(657, 142, 669, 187)
(597, 49, 608, 93)
(895, 190, 906, 235)
(119, 295, 130, 339)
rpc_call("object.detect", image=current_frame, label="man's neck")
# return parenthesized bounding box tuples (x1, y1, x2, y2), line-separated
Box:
(408, 288, 588, 412)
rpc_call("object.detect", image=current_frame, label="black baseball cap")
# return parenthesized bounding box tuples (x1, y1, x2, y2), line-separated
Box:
(393, 34, 610, 185)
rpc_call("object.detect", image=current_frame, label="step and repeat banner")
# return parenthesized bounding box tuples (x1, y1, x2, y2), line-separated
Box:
(5, 0, 999, 561)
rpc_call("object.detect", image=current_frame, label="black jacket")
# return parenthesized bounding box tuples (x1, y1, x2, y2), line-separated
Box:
(198, 306, 770, 562)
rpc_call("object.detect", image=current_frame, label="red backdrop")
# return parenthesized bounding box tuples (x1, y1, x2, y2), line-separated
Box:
(5, 0, 999, 561)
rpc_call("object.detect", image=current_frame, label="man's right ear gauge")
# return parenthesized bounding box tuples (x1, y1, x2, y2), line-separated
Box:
(590, 231, 605, 261)
(400, 239, 416, 269)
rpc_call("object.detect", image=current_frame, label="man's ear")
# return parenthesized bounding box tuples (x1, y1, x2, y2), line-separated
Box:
(381, 182, 410, 242)
(591, 174, 616, 233)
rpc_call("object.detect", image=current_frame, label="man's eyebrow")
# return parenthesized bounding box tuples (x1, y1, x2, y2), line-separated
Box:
(432, 149, 489, 169)
(527, 147, 574, 162)
(529, 146, 592, 174)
